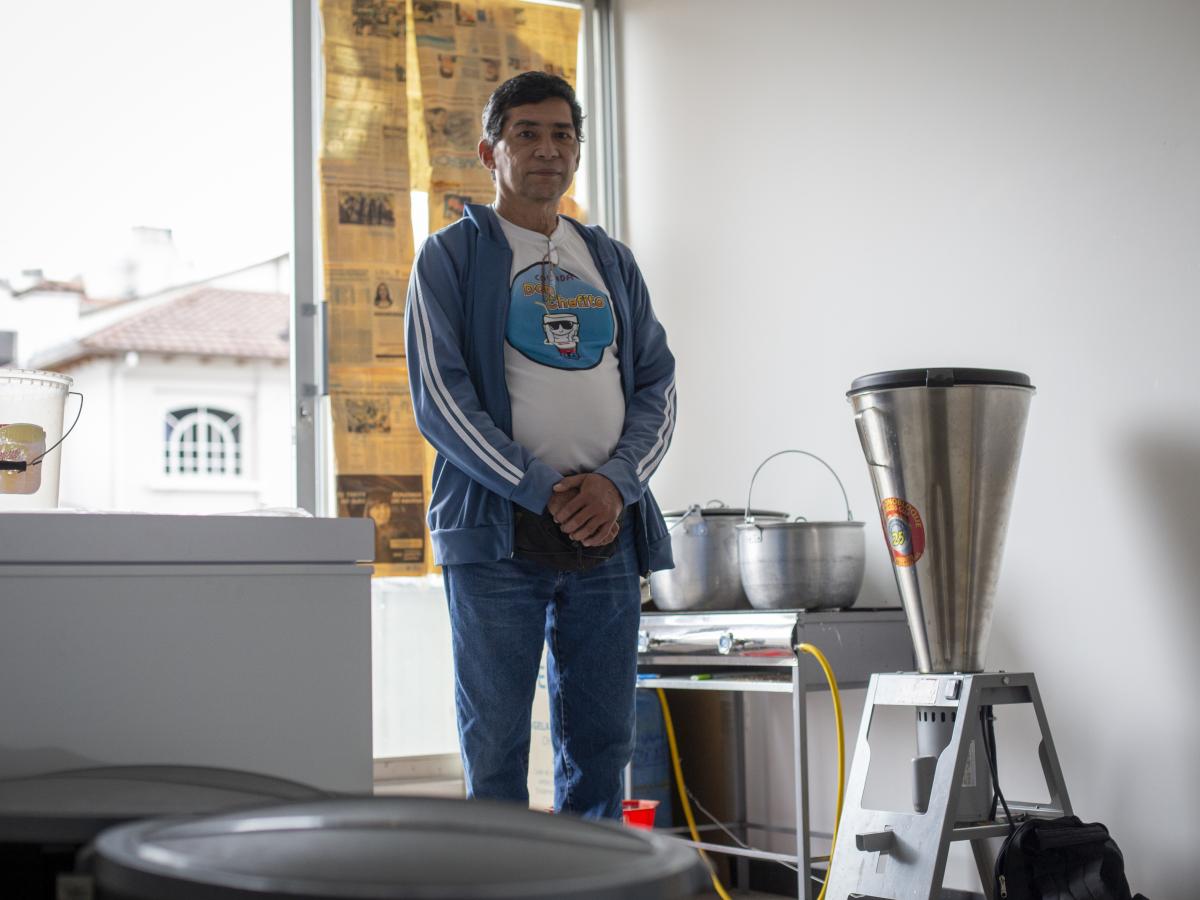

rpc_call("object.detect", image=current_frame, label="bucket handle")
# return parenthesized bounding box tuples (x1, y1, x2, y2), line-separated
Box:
(743, 449, 854, 524)
(665, 499, 733, 533)
(0, 391, 83, 473)
(666, 503, 703, 533)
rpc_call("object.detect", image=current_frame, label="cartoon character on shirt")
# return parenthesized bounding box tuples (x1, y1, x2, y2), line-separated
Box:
(542, 312, 580, 357)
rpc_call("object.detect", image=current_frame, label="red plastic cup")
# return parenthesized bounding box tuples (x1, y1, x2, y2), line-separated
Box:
(621, 799, 660, 829)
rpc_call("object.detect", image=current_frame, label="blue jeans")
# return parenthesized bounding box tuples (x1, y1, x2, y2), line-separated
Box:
(444, 524, 641, 820)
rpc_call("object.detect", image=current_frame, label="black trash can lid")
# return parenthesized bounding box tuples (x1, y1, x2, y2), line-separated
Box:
(91, 796, 708, 900)
(847, 367, 1034, 395)
(0, 766, 328, 845)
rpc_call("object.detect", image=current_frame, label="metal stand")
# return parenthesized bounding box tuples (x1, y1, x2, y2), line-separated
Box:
(824, 672, 1072, 900)
(631, 610, 912, 900)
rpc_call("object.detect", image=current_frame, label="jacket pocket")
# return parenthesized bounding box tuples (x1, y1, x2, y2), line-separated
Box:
(428, 458, 512, 533)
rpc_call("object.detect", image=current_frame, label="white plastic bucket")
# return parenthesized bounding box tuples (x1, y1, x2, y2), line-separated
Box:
(0, 369, 74, 510)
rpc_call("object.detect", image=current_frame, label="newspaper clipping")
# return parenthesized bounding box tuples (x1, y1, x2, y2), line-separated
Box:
(337, 474, 427, 572)
(329, 365, 428, 576)
(320, 0, 426, 573)
(320, 0, 413, 267)
(326, 264, 408, 365)
(413, 0, 582, 229)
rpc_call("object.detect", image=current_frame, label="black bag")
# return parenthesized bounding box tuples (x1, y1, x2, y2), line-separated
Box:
(994, 815, 1149, 900)
(512, 506, 620, 572)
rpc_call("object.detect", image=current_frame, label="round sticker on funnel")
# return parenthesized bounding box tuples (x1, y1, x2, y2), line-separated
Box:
(881, 497, 925, 566)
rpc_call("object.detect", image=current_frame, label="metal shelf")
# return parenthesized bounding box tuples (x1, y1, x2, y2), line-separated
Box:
(637, 674, 796, 693)
(631, 608, 913, 900)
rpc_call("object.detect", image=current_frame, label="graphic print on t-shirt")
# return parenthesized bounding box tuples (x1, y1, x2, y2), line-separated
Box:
(505, 262, 614, 370)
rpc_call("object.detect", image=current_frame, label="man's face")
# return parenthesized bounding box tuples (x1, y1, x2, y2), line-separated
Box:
(479, 98, 580, 207)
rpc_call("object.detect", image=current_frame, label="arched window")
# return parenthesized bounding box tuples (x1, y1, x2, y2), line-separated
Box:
(163, 406, 243, 476)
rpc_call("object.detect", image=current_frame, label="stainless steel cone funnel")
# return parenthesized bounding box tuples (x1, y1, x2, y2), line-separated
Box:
(847, 368, 1035, 673)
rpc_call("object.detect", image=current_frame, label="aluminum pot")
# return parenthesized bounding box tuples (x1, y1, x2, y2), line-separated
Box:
(650, 502, 786, 611)
(736, 451, 866, 610)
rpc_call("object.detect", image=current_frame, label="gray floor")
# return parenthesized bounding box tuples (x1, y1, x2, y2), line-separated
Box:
(371, 769, 985, 900)
(373, 776, 464, 798)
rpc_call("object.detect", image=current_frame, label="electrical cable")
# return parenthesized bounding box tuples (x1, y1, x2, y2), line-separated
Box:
(655, 645, 845, 900)
(986, 705, 1000, 822)
(684, 788, 782, 864)
(979, 705, 1015, 834)
(796, 643, 845, 900)
(685, 788, 824, 875)
(656, 687, 733, 900)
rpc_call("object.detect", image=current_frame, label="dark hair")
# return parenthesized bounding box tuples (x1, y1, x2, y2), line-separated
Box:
(480, 71, 584, 146)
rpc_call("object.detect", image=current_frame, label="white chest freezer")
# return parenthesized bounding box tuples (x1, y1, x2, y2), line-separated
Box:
(0, 513, 374, 793)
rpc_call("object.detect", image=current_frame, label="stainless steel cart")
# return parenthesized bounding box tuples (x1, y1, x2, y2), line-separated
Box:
(632, 608, 912, 900)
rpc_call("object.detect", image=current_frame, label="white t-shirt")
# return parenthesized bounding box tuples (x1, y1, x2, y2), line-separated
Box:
(496, 211, 625, 475)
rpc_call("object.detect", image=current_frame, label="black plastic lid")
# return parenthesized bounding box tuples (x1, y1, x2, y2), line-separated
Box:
(848, 367, 1033, 395)
(91, 796, 707, 900)
(0, 766, 327, 845)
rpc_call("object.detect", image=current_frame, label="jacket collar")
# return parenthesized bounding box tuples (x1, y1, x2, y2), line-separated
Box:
(463, 202, 507, 247)
(563, 214, 617, 269)
(463, 201, 618, 269)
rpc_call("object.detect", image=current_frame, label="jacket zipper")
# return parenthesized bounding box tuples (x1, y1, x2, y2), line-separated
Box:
(486, 214, 639, 561)
(492, 240, 518, 557)
(999, 874, 1007, 898)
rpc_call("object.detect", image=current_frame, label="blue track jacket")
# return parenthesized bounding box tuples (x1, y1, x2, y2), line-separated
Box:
(404, 203, 676, 573)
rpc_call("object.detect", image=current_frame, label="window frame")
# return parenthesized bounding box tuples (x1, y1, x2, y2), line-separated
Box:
(163, 405, 245, 479)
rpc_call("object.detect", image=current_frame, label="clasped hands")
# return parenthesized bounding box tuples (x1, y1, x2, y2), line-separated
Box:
(547, 473, 623, 548)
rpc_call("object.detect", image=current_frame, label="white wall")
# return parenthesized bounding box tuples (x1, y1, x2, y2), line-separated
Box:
(3, 289, 83, 367)
(371, 576, 459, 759)
(616, 0, 1199, 894)
(58, 357, 118, 509)
(205, 255, 291, 295)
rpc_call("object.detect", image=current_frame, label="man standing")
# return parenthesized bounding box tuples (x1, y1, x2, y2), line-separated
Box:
(404, 72, 676, 820)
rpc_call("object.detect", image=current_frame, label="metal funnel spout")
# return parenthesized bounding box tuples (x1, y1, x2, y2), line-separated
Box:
(847, 368, 1035, 673)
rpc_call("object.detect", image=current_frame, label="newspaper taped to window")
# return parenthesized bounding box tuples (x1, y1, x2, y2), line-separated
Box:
(318, 0, 584, 574)
(411, 0, 582, 200)
(337, 474, 426, 572)
(326, 264, 407, 365)
(329, 365, 430, 576)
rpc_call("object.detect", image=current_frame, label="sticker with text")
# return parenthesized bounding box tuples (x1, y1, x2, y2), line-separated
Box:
(881, 497, 925, 567)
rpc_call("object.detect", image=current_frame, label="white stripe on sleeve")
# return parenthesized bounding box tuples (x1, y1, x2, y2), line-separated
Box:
(411, 276, 524, 486)
(635, 377, 676, 481)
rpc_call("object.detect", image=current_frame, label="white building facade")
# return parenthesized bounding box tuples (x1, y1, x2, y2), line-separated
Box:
(51, 352, 292, 513)
(19, 257, 294, 513)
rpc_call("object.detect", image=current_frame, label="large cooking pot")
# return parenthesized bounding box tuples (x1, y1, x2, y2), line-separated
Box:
(736, 451, 866, 610)
(650, 502, 786, 611)
(88, 796, 708, 899)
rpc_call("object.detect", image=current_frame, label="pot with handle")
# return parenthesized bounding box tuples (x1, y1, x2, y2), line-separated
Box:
(736, 450, 866, 610)
(650, 500, 787, 611)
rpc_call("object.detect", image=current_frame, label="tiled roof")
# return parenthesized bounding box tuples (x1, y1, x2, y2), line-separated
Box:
(80, 296, 129, 313)
(14, 279, 85, 296)
(80, 287, 289, 359)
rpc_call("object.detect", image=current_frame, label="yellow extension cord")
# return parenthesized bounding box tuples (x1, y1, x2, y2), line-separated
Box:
(655, 642, 845, 900)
